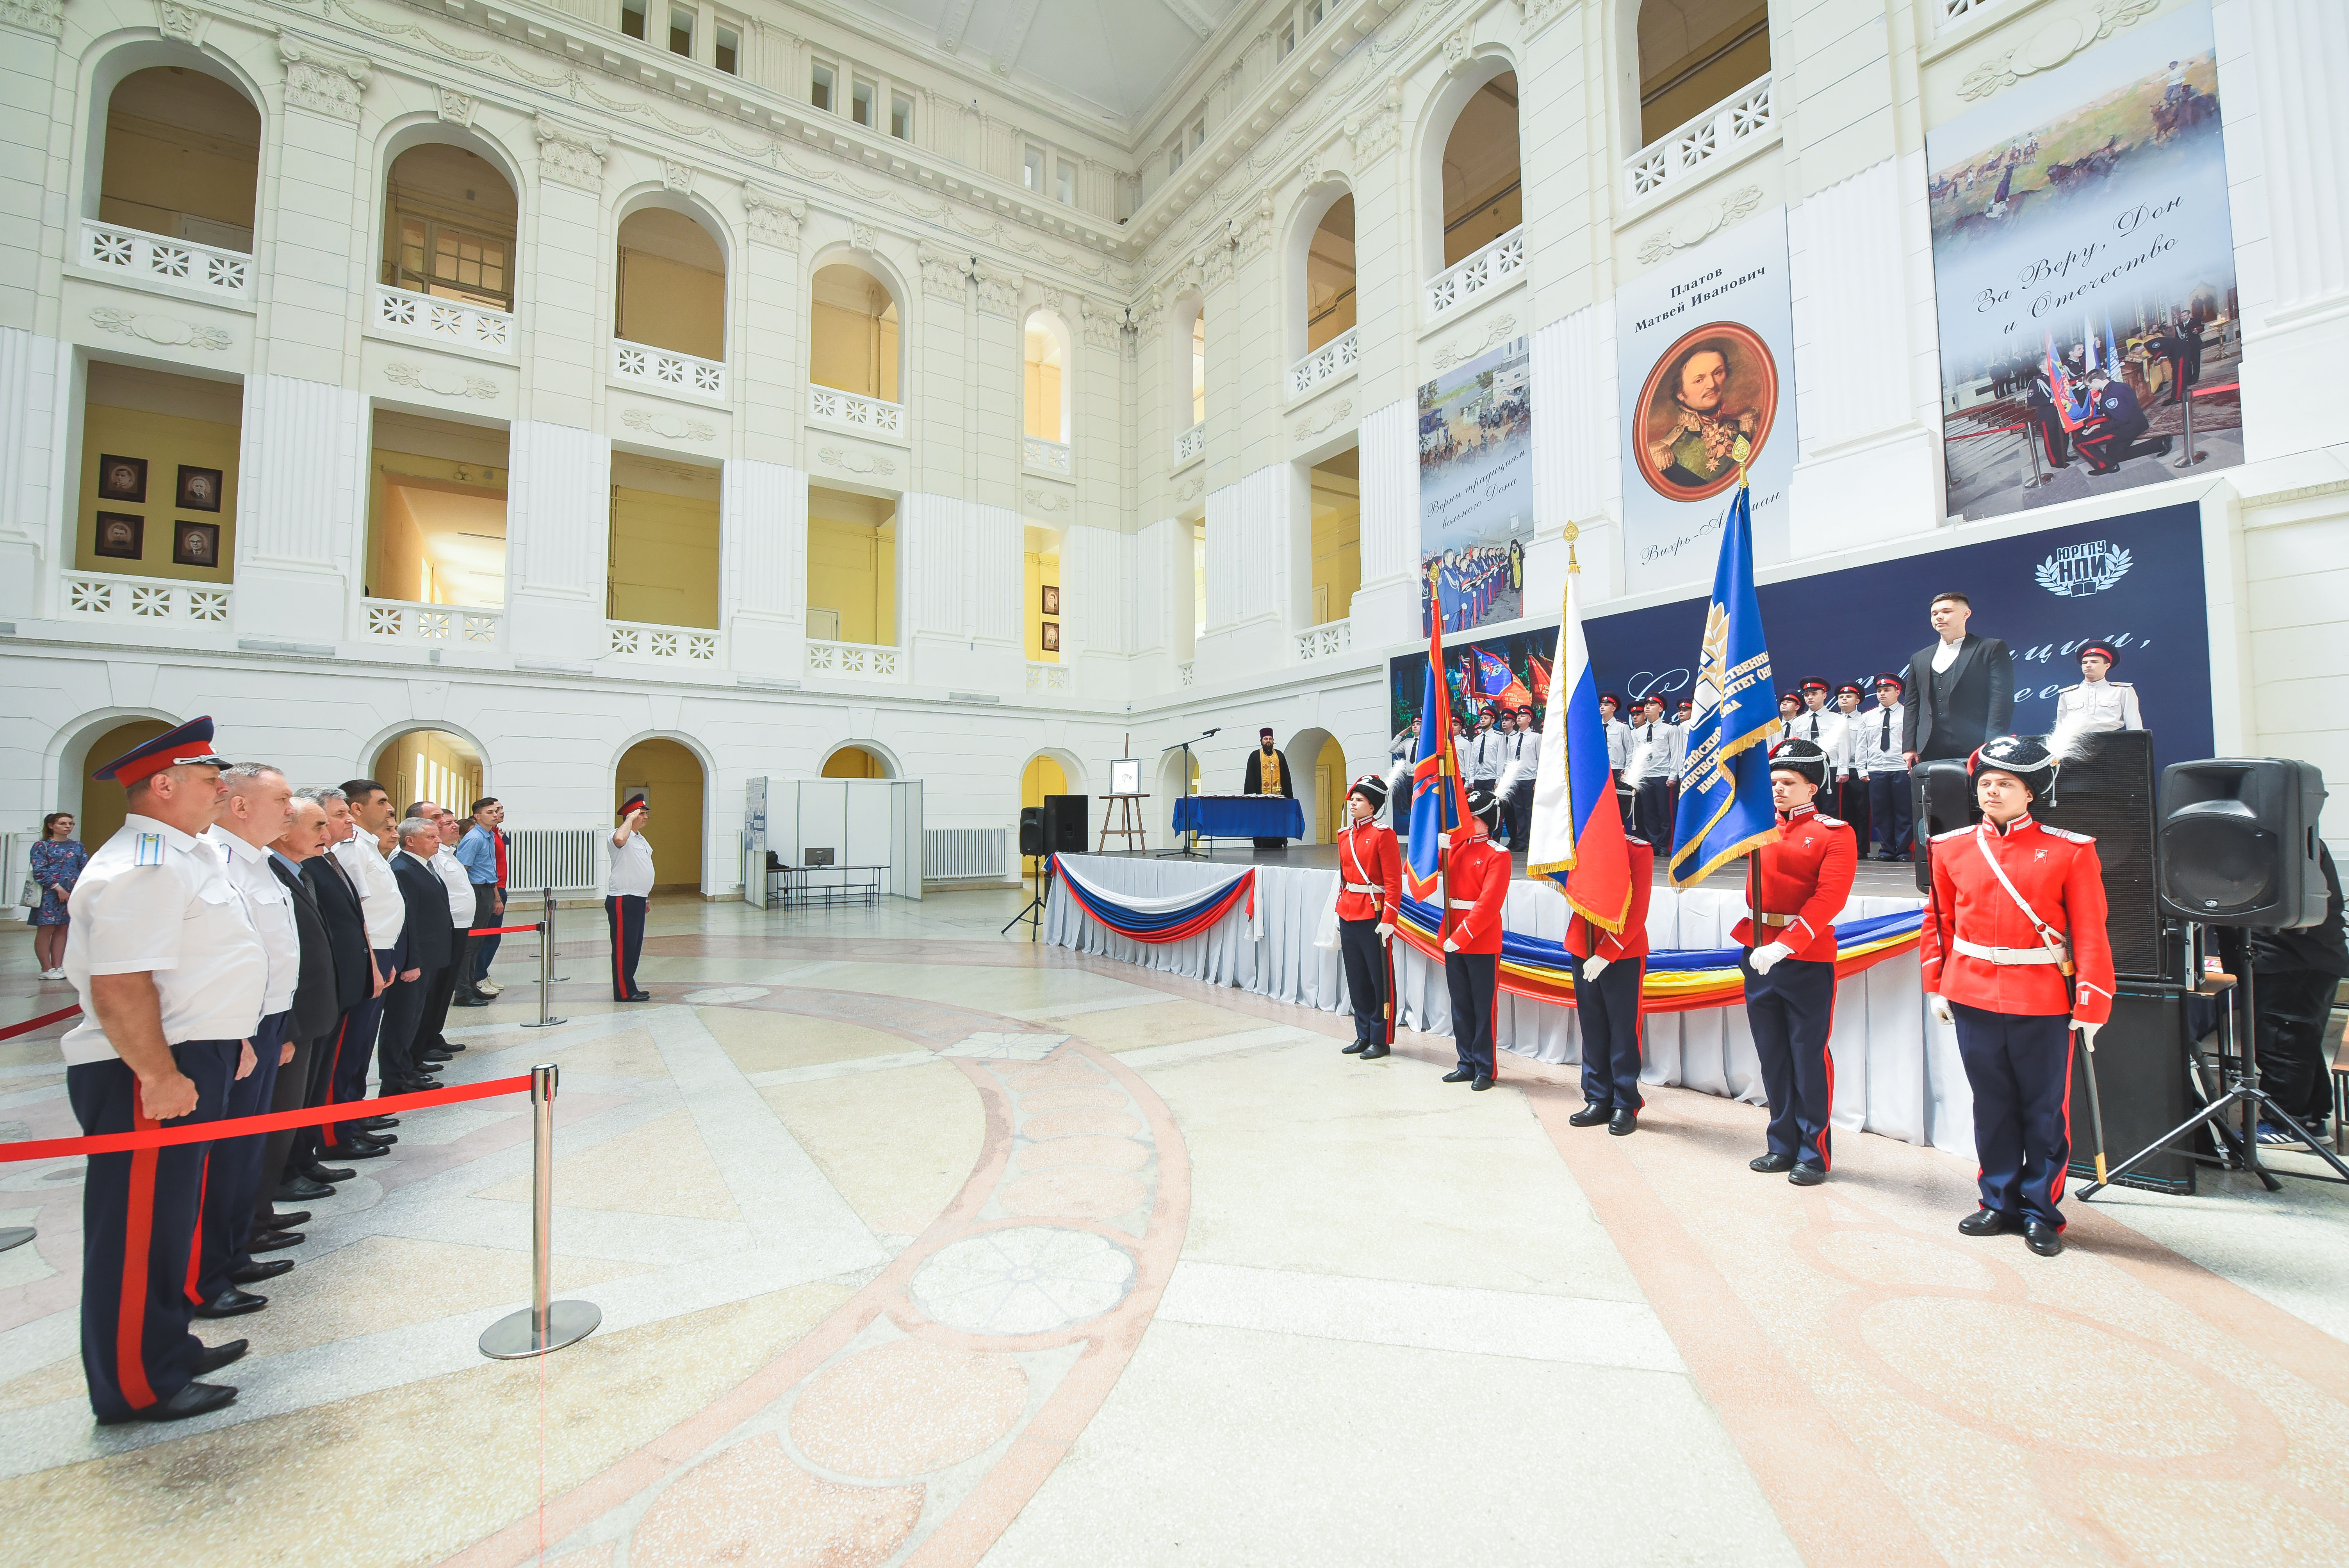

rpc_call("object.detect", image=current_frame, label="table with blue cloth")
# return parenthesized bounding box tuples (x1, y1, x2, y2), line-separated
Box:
(1172, 795, 1306, 843)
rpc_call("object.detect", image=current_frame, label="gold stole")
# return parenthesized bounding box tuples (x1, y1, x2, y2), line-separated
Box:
(1259, 748, 1282, 795)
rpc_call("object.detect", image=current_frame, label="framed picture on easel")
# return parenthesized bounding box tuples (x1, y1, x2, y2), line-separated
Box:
(1110, 758, 1141, 796)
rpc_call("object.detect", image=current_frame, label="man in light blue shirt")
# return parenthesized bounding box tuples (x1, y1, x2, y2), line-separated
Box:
(452, 798, 505, 1005)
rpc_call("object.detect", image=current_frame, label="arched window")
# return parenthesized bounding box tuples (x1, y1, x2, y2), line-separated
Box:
(1305, 195, 1356, 351)
(615, 204, 727, 362)
(1636, 2, 1772, 148)
(97, 65, 260, 251)
(370, 728, 486, 817)
(382, 141, 517, 310)
(614, 737, 708, 892)
(1023, 312, 1070, 446)
(810, 262, 901, 404)
(1438, 71, 1521, 270)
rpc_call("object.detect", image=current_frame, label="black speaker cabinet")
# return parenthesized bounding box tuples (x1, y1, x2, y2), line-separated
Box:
(2066, 982, 2196, 1194)
(1043, 793, 1089, 853)
(1914, 731, 2168, 980)
(2159, 758, 2329, 928)
(1018, 806, 1046, 858)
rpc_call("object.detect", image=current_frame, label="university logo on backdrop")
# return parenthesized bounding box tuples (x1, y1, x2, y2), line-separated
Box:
(1927, 0, 2242, 521)
(2034, 540, 2133, 597)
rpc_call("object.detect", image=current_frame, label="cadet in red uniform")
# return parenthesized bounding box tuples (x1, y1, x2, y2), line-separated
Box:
(1335, 774, 1403, 1060)
(1921, 734, 2114, 1256)
(1737, 739, 1857, 1185)
(1439, 786, 1511, 1091)
(1566, 834, 1656, 1134)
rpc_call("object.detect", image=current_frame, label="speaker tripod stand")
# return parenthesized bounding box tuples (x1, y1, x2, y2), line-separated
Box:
(2084, 938, 2349, 1198)
(1002, 853, 1055, 941)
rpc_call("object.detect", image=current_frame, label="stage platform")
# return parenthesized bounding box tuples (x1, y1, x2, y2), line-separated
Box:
(1088, 840, 1932, 900)
(1045, 850, 1971, 1156)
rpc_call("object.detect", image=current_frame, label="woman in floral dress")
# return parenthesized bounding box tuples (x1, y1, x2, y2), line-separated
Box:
(28, 813, 86, 980)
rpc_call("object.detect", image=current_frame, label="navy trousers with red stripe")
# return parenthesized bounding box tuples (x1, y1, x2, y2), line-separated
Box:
(1952, 1004, 2074, 1228)
(1573, 957, 1646, 1111)
(606, 894, 646, 999)
(192, 1012, 284, 1304)
(1337, 917, 1394, 1046)
(68, 1039, 236, 1422)
(1444, 951, 1497, 1075)
(1742, 953, 1836, 1167)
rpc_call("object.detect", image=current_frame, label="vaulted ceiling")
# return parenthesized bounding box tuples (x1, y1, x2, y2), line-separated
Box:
(856, 0, 1248, 129)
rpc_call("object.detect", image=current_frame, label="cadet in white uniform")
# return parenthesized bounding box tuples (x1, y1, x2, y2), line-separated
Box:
(1624, 696, 1684, 850)
(608, 792, 655, 1001)
(2053, 642, 2142, 732)
(1856, 674, 1914, 860)
(61, 717, 263, 1425)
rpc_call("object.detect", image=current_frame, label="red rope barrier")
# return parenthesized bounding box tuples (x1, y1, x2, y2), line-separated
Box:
(0, 1073, 533, 1162)
(468, 924, 543, 937)
(0, 1004, 80, 1042)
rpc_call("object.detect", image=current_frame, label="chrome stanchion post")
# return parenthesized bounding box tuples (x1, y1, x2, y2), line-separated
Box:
(480, 1063, 601, 1359)
(522, 885, 567, 1028)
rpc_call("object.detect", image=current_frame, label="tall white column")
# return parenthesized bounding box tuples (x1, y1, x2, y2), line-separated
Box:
(233, 373, 363, 643)
(1529, 304, 1617, 606)
(1350, 396, 1420, 650)
(505, 419, 610, 662)
(721, 456, 804, 675)
(0, 326, 62, 621)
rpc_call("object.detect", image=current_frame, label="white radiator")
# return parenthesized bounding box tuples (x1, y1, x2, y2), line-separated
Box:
(923, 827, 1008, 881)
(506, 827, 600, 893)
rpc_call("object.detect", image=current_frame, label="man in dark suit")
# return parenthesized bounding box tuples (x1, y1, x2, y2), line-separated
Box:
(1902, 591, 2016, 765)
(295, 789, 394, 1187)
(247, 798, 345, 1259)
(380, 817, 456, 1101)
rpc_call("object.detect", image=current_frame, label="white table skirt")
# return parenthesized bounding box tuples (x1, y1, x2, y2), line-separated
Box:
(1046, 854, 1977, 1156)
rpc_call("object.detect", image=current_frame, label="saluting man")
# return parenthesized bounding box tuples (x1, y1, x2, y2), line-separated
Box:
(1565, 831, 1656, 1134)
(1335, 774, 1403, 1060)
(608, 792, 654, 1002)
(61, 717, 263, 1424)
(1439, 786, 1512, 1092)
(1738, 739, 1857, 1186)
(1921, 735, 2115, 1256)
(2053, 642, 2142, 732)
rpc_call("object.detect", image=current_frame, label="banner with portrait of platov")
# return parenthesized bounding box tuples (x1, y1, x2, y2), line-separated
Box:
(1615, 206, 1799, 597)
(1417, 336, 1532, 637)
(1929, 0, 2241, 521)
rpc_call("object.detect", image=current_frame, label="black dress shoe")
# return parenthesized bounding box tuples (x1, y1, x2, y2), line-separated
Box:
(1471, 1075, 1493, 1091)
(248, 1229, 305, 1254)
(355, 1116, 399, 1130)
(194, 1287, 267, 1319)
(453, 993, 492, 1007)
(1360, 1042, 1389, 1059)
(1442, 1067, 1475, 1083)
(263, 1210, 310, 1230)
(625, 991, 653, 1002)
(1958, 1208, 2016, 1238)
(275, 1176, 331, 1202)
(98, 1381, 237, 1425)
(1609, 1108, 1637, 1136)
(1750, 1153, 1796, 1173)
(229, 1258, 293, 1285)
(331, 1140, 390, 1160)
(191, 1340, 247, 1376)
(1568, 1103, 1614, 1128)
(350, 1128, 397, 1146)
(301, 1163, 355, 1184)
(1788, 1163, 1828, 1187)
(417, 1048, 454, 1064)
(2023, 1218, 2064, 1256)
(1342, 1040, 1370, 1055)
(439, 1042, 467, 1053)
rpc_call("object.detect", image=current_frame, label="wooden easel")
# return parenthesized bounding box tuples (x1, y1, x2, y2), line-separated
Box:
(1098, 732, 1149, 851)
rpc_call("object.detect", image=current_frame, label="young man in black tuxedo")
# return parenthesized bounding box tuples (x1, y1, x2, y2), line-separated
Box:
(1901, 592, 2015, 766)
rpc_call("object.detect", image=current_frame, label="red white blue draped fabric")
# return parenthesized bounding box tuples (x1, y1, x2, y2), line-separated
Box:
(1526, 565, 1631, 930)
(1052, 855, 1262, 944)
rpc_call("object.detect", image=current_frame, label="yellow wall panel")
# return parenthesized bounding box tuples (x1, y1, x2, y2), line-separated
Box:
(77, 403, 240, 583)
(614, 738, 706, 892)
(609, 483, 720, 629)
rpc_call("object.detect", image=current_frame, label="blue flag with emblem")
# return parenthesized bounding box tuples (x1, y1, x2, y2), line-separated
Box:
(1669, 481, 1782, 887)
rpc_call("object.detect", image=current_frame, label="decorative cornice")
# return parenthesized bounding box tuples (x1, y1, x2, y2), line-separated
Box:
(918, 242, 969, 302)
(977, 265, 1026, 317)
(744, 189, 807, 249)
(1346, 80, 1403, 164)
(278, 34, 372, 123)
(533, 115, 608, 194)
(1635, 185, 1766, 265)
(1957, 0, 2160, 102)
(1235, 194, 1275, 264)
(1080, 295, 1123, 352)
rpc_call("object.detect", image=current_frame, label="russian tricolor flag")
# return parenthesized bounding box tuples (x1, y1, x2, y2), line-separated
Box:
(1526, 565, 1633, 931)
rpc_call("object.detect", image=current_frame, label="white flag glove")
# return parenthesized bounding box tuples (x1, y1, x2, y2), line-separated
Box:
(1435, 831, 1451, 849)
(1748, 942, 1791, 976)
(1376, 923, 1395, 943)
(1927, 993, 1953, 1025)
(1442, 937, 1459, 953)
(2076, 1020, 2102, 1051)
(1581, 955, 1609, 981)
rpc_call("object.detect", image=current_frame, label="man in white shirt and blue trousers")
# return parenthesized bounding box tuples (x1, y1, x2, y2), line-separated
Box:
(1860, 673, 1913, 862)
(608, 793, 655, 1001)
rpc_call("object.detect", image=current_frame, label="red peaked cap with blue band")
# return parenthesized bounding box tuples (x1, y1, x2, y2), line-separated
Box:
(93, 715, 231, 785)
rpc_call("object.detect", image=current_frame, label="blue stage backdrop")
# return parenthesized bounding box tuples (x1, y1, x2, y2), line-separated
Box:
(1390, 500, 2214, 774)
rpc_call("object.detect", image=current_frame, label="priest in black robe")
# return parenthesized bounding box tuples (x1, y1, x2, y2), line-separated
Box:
(1240, 727, 1294, 849)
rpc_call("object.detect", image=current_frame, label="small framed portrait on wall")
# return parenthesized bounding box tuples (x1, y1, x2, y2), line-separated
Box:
(98, 454, 147, 504)
(1041, 584, 1061, 615)
(1040, 621, 1061, 652)
(172, 519, 221, 568)
(94, 512, 144, 560)
(176, 465, 224, 513)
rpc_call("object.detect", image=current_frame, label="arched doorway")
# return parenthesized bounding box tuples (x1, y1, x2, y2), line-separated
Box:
(615, 736, 707, 894)
(821, 745, 893, 779)
(1155, 747, 1200, 850)
(1284, 727, 1349, 845)
(371, 728, 485, 816)
(70, 716, 175, 851)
